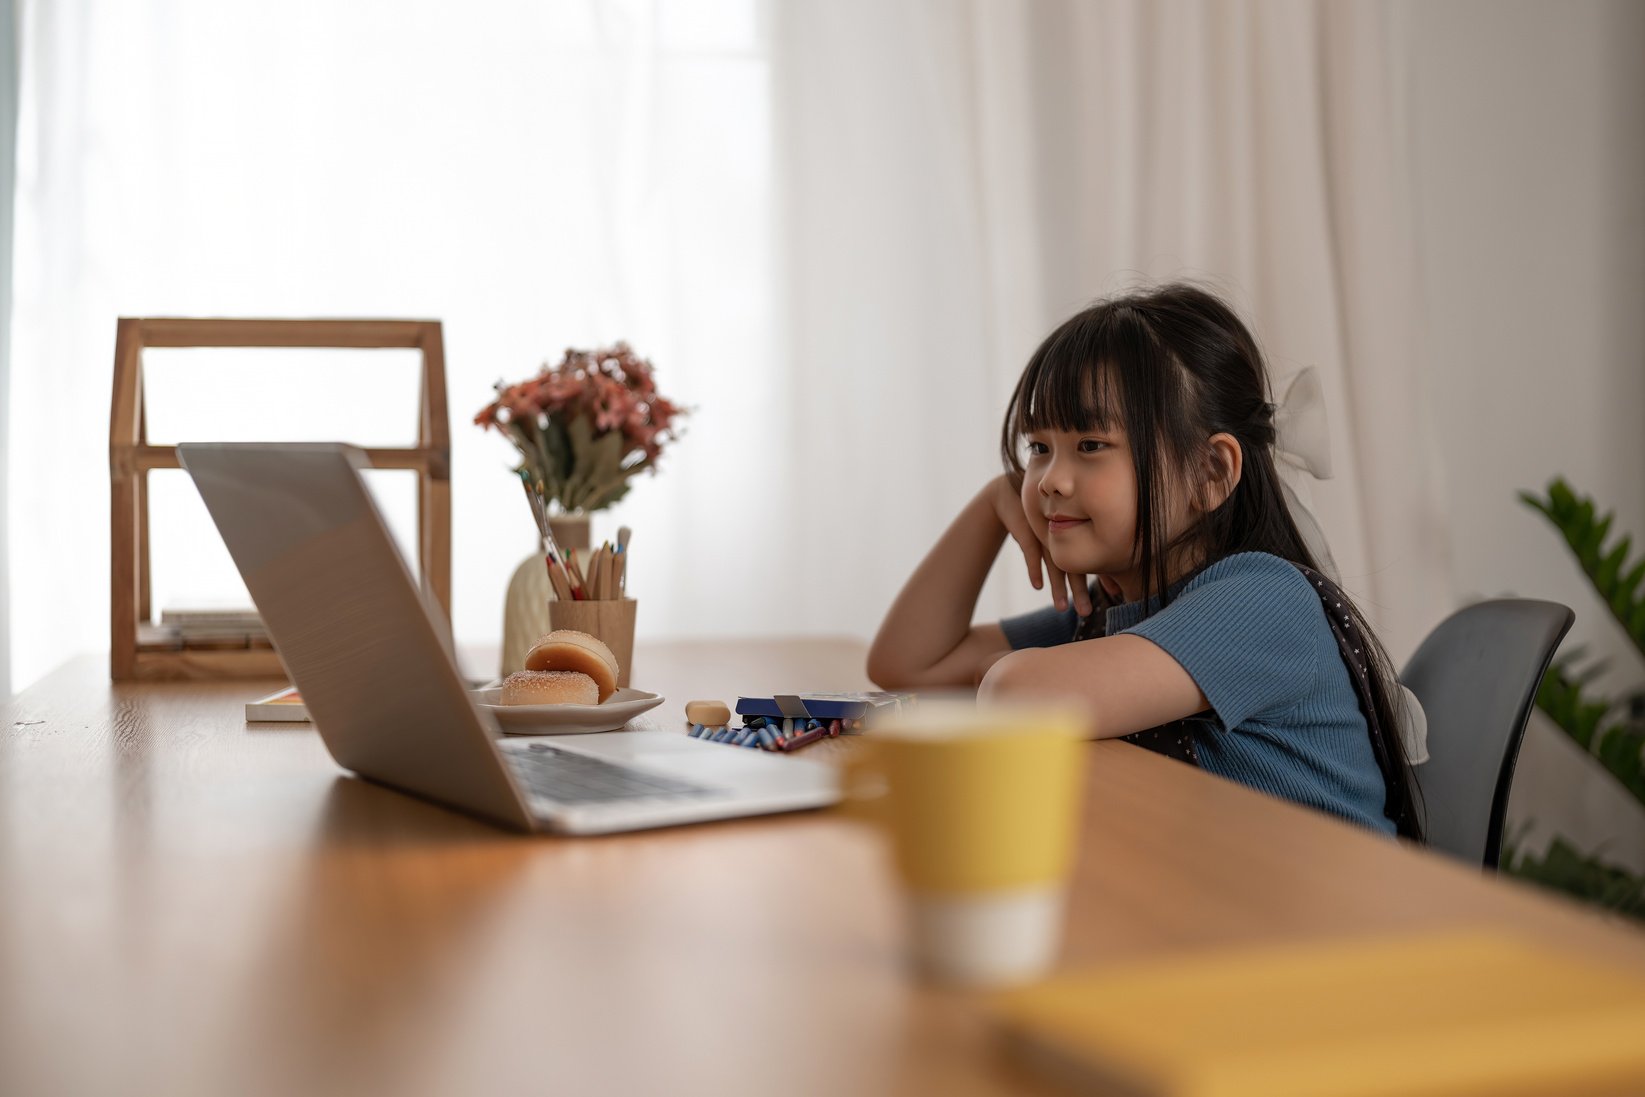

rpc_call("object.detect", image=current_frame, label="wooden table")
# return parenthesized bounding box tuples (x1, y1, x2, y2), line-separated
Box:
(4, 639, 1644, 1097)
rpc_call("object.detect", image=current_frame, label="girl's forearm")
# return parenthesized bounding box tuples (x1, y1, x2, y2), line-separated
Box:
(866, 488, 1006, 685)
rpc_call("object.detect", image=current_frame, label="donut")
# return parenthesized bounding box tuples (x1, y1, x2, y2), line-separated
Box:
(501, 669, 599, 706)
(523, 629, 619, 702)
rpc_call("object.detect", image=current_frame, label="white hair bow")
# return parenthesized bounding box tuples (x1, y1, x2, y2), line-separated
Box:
(1270, 366, 1340, 584)
(1273, 366, 1333, 480)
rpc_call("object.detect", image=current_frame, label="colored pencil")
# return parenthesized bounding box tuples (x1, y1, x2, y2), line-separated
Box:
(565, 548, 588, 596)
(545, 551, 574, 601)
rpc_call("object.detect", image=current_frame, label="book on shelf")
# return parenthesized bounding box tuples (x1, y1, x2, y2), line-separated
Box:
(734, 691, 917, 724)
(245, 686, 308, 722)
(162, 626, 268, 641)
(161, 605, 264, 628)
(159, 605, 269, 643)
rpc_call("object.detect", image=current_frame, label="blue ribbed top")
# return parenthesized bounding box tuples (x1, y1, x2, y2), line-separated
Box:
(1000, 551, 1394, 835)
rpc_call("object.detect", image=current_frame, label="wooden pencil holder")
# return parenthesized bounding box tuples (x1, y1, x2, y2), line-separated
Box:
(546, 597, 636, 688)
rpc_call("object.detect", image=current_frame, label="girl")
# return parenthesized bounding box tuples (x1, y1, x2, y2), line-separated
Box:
(867, 283, 1421, 838)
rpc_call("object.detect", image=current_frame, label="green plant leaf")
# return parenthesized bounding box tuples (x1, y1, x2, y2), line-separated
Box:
(1597, 536, 1631, 591)
(1521, 478, 1645, 664)
(1616, 559, 1645, 617)
(1593, 724, 1645, 802)
(1549, 477, 1576, 513)
(1535, 658, 1613, 750)
(1572, 503, 1598, 559)
(579, 456, 652, 512)
(1504, 836, 1645, 921)
(1474, 481, 1645, 912)
(538, 416, 573, 491)
(559, 417, 597, 510)
(504, 421, 562, 501)
(556, 418, 631, 512)
(581, 476, 635, 511)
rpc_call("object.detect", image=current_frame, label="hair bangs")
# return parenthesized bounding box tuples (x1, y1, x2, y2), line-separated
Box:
(1002, 308, 1132, 476)
(1017, 362, 1118, 437)
(1014, 319, 1127, 435)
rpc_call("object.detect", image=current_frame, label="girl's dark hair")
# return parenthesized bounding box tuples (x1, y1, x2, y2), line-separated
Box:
(1000, 282, 1423, 840)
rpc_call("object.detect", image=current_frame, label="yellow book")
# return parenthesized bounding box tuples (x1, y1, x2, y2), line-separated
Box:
(994, 931, 1645, 1097)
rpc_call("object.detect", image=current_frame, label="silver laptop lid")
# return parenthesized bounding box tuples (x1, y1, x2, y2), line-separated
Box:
(178, 442, 534, 831)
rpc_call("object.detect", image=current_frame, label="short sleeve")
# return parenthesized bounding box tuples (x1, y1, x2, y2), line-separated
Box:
(1121, 553, 1322, 729)
(999, 603, 1080, 650)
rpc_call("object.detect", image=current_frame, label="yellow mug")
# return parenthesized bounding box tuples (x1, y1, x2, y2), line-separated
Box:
(843, 700, 1088, 986)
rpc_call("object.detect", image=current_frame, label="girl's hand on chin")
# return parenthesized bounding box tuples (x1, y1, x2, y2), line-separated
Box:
(985, 474, 1095, 618)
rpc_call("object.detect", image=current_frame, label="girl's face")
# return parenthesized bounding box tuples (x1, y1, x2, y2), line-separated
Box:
(1018, 422, 1197, 595)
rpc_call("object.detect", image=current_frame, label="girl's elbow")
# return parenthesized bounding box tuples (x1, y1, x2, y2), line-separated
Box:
(866, 664, 903, 691)
(979, 652, 1104, 737)
(866, 648, 912, 691)
(978, 650, 1030, 700)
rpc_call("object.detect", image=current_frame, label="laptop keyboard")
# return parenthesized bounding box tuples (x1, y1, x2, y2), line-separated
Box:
(506, 743, 717, 804)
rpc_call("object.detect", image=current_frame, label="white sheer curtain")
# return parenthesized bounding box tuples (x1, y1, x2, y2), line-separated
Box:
(8, 0, 1450, 693)
(772, 0, 1452, 661)
(0, 0, 15, 699)
(9, 0, 789, 691)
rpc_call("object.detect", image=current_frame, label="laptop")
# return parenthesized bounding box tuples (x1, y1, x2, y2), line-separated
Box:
(178, 442, 840, 835)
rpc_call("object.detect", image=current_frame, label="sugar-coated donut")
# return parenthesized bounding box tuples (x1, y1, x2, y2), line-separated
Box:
(523, 629, 619, 702)
(501, 670, 599, 707)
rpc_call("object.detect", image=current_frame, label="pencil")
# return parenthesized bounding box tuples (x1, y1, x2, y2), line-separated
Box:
(545, 552, 574, 601)
(565, 548, 588, 596)
(587, 545, 604, 600)
(599, 544, 615, 601)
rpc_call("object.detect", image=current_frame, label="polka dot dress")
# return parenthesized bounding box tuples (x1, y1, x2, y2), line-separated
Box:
(1298, 564, 1410, 834)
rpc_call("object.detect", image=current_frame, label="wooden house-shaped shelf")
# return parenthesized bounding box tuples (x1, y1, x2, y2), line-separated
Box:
(109, 318, 451, 680)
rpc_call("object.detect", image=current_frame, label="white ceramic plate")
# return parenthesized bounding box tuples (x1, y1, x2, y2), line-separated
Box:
(471, 686, 666, 735)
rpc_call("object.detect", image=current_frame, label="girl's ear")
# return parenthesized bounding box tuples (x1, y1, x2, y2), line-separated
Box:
(1196, 432, 1244, 512)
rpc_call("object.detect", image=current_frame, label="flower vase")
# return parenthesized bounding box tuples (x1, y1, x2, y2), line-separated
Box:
(499, 514, 592, 678)
(548, 513, 592, 554)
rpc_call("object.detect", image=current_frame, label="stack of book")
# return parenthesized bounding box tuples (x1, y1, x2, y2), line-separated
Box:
(150, 607, 270, 649)
(245, 686, 308, 722)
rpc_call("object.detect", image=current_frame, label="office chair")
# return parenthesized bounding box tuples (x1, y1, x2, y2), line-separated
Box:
(1399, 599, 1575, 869)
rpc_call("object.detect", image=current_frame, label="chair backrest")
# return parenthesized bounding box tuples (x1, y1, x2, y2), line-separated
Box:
(1399, 599, 1574, 869)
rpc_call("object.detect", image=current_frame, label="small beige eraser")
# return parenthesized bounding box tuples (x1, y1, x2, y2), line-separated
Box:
(685, 700, 732, 727)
